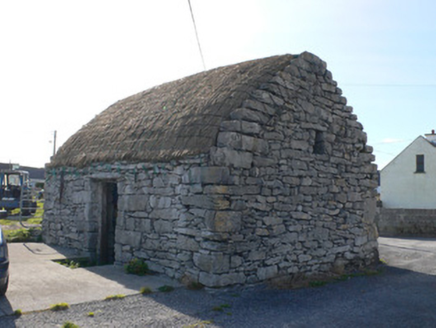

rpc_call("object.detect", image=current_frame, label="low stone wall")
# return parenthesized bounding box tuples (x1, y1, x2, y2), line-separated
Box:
(376, 208, 436, 237)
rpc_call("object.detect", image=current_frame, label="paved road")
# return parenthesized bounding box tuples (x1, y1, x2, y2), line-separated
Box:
(0, 237, 435, 327)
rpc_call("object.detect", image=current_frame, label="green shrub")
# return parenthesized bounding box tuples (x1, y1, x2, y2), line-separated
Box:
(124, 258, 149, 276)
(13, 309, 22, 316)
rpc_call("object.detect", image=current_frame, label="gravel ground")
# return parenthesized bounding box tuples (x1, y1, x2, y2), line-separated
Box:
(2, 264, 436, 328)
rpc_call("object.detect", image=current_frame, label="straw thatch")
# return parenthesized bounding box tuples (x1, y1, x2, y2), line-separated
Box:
(49, 54, 297, 168)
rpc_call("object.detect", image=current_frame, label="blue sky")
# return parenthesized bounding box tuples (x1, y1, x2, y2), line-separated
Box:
(1, 0, 435, 168)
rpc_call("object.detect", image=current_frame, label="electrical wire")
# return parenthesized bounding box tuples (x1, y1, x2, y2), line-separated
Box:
(187, 0, 206, 71)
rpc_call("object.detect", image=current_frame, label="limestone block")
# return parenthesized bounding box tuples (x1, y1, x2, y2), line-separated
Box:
(263, 216, 283, 226)
(181, 195, 229, 210)
(174, 228, 200, 237)
(217, 132, 242, 149)
(176, 235, 199, 251)
(153, 220, 173, 233)
(241, 135, 269, 154)
(205, 211, 242, 232)
(220, 120, 241, 132)
(253, 156, 276, 167)
(201, 240, 232, 252)
(126, 217, 135, 231)
(138, 219, 152, 233)
(231, 256, 243, 268)
(298, 254, 312, 262)
(119, 195, 149, 211)
(199, 271, 246, 287)
(354, 235, 368, 246)
(271, 224, 286, 235)
(149, 195, 172, 209)
(193, 252, 230, 273)
(182, 167, 231, 185)
(210, 147, 253, 169)
(257, 265, 278, 280)
(248, 250, 266, 261)
(149, 209, 179, 220)
(241, 121, 261, 135)
(117, 230, 141, 248)
(229, 108, 269, 124)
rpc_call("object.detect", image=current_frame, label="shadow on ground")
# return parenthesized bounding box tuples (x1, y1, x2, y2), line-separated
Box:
(2, 237, 436, 327)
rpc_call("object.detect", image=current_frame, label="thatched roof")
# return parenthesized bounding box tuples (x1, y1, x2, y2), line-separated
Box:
(50, 54, 298, 168)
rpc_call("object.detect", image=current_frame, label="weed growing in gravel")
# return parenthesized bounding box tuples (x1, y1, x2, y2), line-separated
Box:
(158, 285, 174, 292)
(187, 281, 204, 290)
(105, 294, 126, 301)
(62, 260, 80, 269)
(54, 258, 95, 269)
(140, 286, 153, 294)
(88, 312, 94, 317)
(125, 258, 149, 276)
(13, 309, 22, 316)
(50, 303, 70, 311)
(336, 268, 383, 281)
(62, 322, 80, 328)
(182, 320, 214, 328)
(309, 280, 328, 288)
(212, 304, 231, 312)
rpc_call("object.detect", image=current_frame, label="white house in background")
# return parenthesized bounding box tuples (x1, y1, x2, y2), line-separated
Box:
(381, 131, 436, 209)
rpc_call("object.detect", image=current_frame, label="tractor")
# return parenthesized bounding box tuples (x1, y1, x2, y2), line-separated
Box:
(0, 170, 37, 218)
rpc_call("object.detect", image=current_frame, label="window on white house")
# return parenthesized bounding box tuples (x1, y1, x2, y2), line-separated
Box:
(416, 154, 425, 173)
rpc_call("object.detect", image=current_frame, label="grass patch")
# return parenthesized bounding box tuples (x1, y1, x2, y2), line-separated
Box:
(62, 322, 80, 328)
(336, 268, 383, 281)
(105, 294, 126, 301)
(0, 201, 44, 243)
(50, 303, 70, 311)
(158, 285, 175, 293)
(182, 320, 214, 328)
(88, 312, 94, 317)
(379, 258, 388, 265)
(140, 286, 153, 294)
(124, 258, 149, 276)
(53, 258, 95, 269)
(3, 228, 32, 242)
(13, 309, 22, 316)
(212, 304, 231, 312)
(309, 280, 328, 288)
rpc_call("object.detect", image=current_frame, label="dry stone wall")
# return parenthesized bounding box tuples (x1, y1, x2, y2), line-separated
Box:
(376, 208, 436, 237)
(43, 52, 379, 287)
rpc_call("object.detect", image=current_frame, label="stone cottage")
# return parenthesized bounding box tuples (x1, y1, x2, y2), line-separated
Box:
(44, 52, 379, 287)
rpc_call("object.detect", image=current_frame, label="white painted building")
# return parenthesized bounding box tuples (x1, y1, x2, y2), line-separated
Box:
(381, 131, 436, 209)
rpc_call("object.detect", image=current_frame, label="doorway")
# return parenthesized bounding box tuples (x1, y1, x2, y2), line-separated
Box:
(99, 182, 118, 265)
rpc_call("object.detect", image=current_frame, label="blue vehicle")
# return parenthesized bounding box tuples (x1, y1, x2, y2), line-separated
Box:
(0, 170, 36, 217)
(0, 226, 8, 295)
